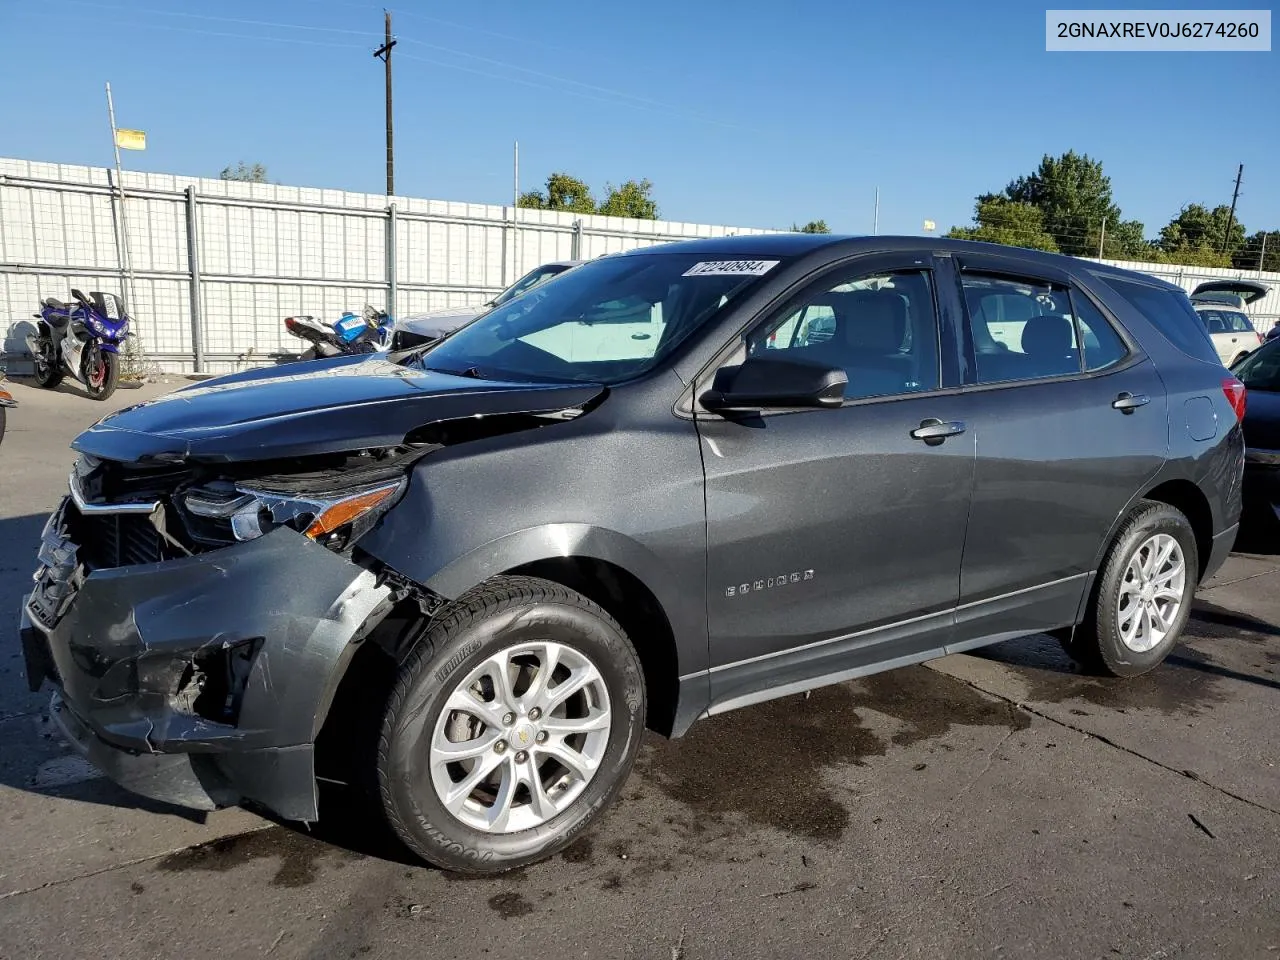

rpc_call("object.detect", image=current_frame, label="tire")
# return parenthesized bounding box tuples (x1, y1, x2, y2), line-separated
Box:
(299, 348, 318, 362)
(31, 337, 63, 389)
(0, 406, 6, 446)
(1062, 500, 1198, 677)
(377, 575, 645, 874)
(83, 348, 119, 401)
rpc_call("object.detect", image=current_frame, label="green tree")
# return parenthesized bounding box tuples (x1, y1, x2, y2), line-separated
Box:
(947, 197, 1059, 253)
(519, 172, 598, 214)
(1234, 230, 1280, 272)
(1159, 204, 1247, 260)
(219, 161, 269, 183)
(791, 219, 830, 234)
(1001, 150, 1119, 256)
(598, 179, 658, 219)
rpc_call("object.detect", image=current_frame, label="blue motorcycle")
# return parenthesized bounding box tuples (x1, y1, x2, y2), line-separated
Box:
(284, 304, 392, 360)
(27, 289, 130, 400)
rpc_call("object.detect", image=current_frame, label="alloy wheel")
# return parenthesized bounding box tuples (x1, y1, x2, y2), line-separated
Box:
(429, 641, 612, 834)
(1116, 533, 1186, 653)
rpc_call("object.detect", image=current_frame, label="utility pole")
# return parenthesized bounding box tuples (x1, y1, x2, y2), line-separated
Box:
(1098, 218, 1107, 258)
(373, 11, 397, 196)
(1223, 163, 1243, 254)
(872, 188, 879, 235)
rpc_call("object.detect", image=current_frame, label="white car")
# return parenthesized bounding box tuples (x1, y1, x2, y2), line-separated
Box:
(391, 261, 584, 351)
(1191, 279, 1269, 367)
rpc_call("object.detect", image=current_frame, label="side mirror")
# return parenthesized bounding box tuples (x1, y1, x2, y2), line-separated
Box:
(701, 355, 847, 412)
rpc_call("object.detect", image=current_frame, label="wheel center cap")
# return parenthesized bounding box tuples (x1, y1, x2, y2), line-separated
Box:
(1140, 583, 1155, 603)
(511, 723, 536, 748)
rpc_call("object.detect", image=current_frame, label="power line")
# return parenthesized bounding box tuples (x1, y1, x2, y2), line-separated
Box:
(396, 37, 713, 116)
(394, 7, 578, 55)
(51, 17, 371, 50)
(55, 0, 378, 37)
(45, 0, 745, 130)
(394, 51, 753, 130)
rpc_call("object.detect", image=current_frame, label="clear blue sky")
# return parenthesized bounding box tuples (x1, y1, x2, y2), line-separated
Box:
(1, 0, 1276, 236)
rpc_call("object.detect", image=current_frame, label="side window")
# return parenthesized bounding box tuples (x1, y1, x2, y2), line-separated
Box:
(1225, 311, 1255, 333)
(749, 269, 940, 401)
(962, 274, 1080, 383)
(1070, 291, 1128, 371)
(1098, 276, 1221, 365)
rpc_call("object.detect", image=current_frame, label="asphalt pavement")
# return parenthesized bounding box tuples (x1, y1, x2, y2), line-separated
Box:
(0, 375, 1277, 960)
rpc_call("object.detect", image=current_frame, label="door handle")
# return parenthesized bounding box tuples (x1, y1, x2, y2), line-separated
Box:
(911, 418, 966, 445)
(1112, 392, 1150, 414)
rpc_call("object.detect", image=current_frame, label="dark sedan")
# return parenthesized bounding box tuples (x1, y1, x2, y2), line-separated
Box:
(1232, 341, 1280, 528)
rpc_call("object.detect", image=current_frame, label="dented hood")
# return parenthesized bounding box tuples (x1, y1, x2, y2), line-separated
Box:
(72, 354, 605, 463)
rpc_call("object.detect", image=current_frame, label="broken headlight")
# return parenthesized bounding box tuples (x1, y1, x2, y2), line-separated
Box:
(182, 479, 403, 552)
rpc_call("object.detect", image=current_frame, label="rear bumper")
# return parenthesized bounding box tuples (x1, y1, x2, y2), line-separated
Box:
(21, 504, 391, 820)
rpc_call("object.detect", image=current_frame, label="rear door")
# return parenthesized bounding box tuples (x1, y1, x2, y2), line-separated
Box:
(944, 254, 1169, 647)
(696, 253, 975, 712)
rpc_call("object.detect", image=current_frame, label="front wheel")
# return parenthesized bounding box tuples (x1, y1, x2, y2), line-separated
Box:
(1062, 500, 1198, 677)
(83, 347, 119, 401)
(377, 576, 645, 874)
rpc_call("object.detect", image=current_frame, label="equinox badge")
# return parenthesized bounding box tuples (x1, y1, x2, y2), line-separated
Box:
(725, 570, 814, 598)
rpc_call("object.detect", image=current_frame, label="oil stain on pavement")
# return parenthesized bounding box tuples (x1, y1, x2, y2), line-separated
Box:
(970, 626, 1245, 717)
(156, 827, 365, 888)
(638, 666, 1028, 842)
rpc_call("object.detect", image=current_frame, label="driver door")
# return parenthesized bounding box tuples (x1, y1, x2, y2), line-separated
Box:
(695, 254, 975, 713)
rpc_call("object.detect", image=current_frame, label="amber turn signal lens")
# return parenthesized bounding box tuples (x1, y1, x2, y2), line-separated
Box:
(303, 484, 399, 539)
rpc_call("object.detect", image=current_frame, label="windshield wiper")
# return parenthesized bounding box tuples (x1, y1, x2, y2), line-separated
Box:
(421, 364, 489, 380)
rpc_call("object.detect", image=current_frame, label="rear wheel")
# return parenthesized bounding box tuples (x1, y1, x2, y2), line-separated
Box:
(31, 337, 63, 389)
(377, 576, 645, 874)
(1062, 500, 1198, 677)
(83, 347, 119, 401)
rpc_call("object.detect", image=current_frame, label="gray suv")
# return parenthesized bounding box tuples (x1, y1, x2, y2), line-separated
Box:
(21, 235, 1244, 874)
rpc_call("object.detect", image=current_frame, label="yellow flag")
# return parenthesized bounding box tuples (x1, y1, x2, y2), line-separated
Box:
(115, 128, 146, 151)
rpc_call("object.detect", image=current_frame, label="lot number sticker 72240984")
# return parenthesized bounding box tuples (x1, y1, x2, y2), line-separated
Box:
(682, 260, 780, 277)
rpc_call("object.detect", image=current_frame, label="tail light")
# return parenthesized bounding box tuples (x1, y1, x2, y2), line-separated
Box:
(1222, 376, 1247, 422)
(284, 316, 298, 332)
(1258, 331, 1265, 346)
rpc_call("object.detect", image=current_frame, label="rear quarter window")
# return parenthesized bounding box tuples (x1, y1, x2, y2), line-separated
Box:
(1097, 276, 1222, 365)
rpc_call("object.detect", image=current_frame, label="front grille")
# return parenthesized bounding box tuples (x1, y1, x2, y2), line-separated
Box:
(65, 504, 183, 571)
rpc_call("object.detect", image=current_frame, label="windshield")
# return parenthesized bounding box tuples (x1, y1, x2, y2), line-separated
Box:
(415, 253, 784, 384)
(490, 264, 572, 308)
(1233, 343, 1280, 391)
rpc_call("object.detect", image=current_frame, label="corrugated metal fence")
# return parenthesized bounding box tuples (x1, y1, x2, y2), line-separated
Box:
(2, 156, 1276, 374)
(0, 157, 774, 373)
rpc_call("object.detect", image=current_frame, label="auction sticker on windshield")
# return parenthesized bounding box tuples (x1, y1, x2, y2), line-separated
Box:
(682, 260, 780, 277)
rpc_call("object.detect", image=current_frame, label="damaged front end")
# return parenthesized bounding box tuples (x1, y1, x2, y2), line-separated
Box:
(20, 446, 436, 820)
(21, 361, 608, 820)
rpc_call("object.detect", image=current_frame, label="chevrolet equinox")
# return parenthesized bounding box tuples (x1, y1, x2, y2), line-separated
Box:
(21, 235, 1244, 873)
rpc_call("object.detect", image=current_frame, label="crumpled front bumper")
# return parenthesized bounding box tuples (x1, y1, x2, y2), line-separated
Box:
(20, 502, 391, 820)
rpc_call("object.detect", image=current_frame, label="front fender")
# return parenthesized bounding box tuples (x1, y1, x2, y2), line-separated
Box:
(366, 521, 707, 678)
